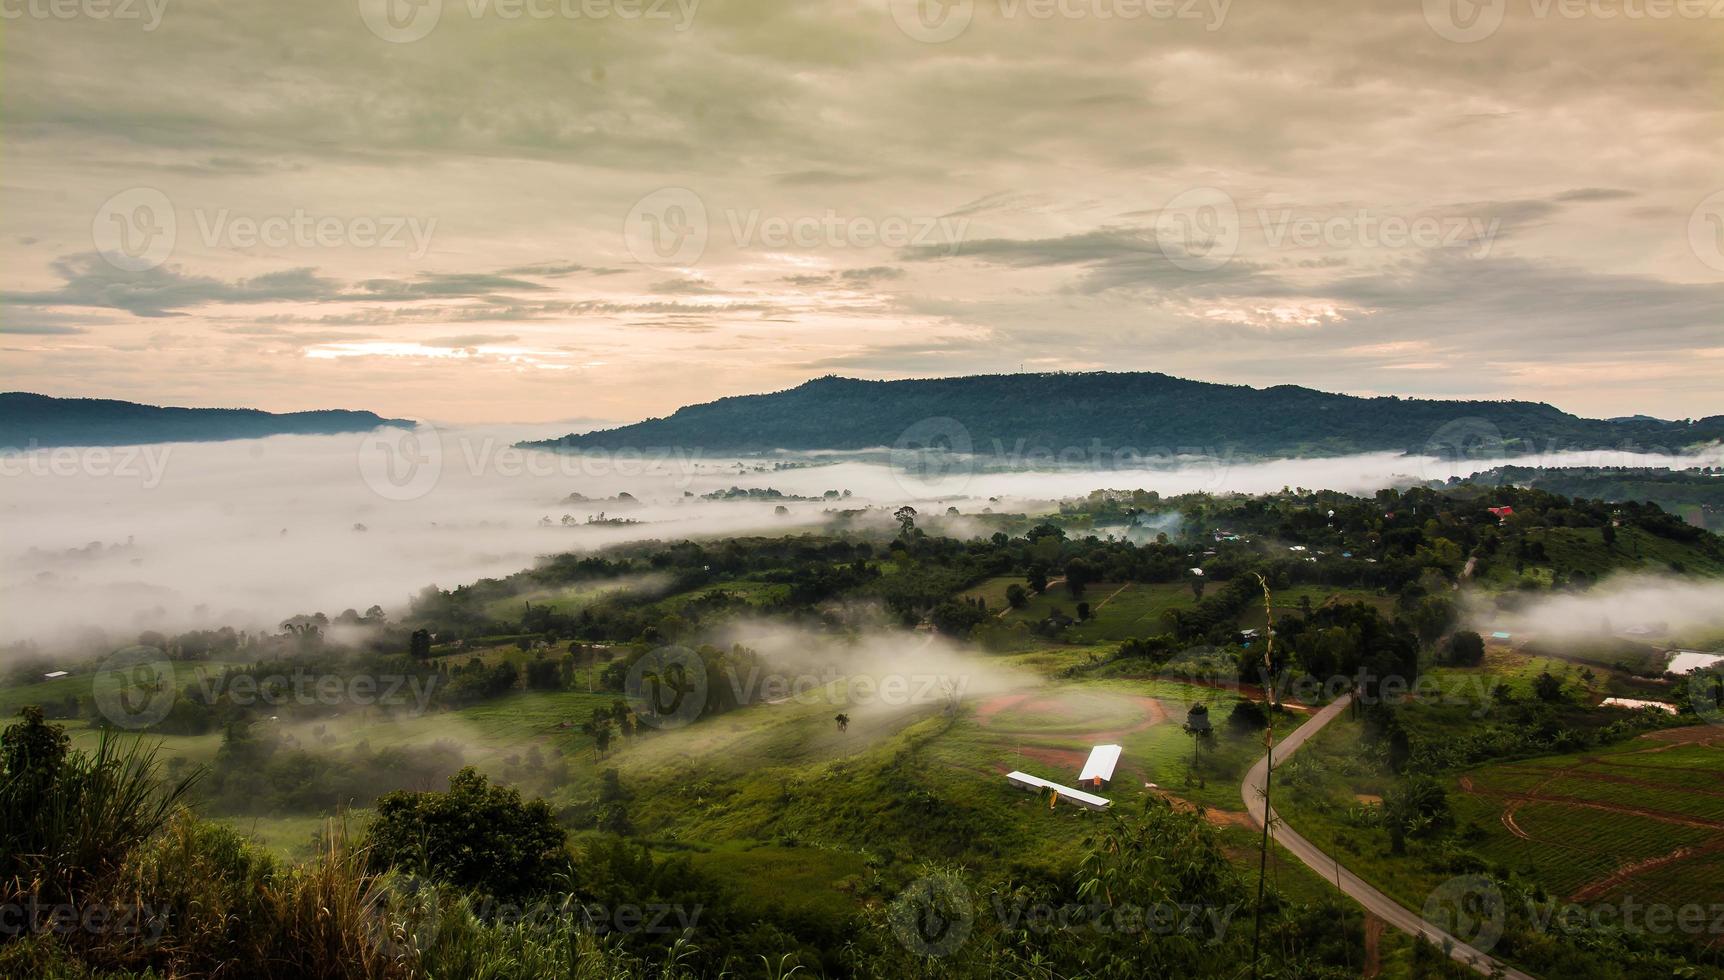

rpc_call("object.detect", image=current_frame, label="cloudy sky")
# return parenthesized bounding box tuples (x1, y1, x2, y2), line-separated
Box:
(3, 0, 1721, 424)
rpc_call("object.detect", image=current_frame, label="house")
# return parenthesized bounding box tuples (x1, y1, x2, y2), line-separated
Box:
(43, 670, 68, 680)
(1488, 506, 1515, 522)
(1005, 770, 1111, 811)
(1078, 744, 1123, 789)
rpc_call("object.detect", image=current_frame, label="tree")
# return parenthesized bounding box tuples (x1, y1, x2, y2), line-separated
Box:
(1382, 775, 1452, 855)
(1407, 595, 1456, 651)
(409, 628, 432, 660)
(524, 658, 563, 691)
(834, 713, 849, 733)
(1027, 566, 1049, 593)
(930, 600, 987, 636)
(1226, 697, 1268, 734)
(1064, 558, 1094, 597)
(1182, 703, 1214, 785)
(1533, 671, 1564, 703)
(1075, 601, 1091, 621)
(1, 705, 69, 791)
(1005, 583, 1028, 609)
(1446, 630, 1485, 667)
(364, 767, 570, 900)
(894, 505, 917, 537)
(1190, 577, 1206, 601)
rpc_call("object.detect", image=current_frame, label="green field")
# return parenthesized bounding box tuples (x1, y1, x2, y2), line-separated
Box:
(1277, 707, 1724, 958)
(1451, 730, 1724, 906)
(981, 579, 1400, 646)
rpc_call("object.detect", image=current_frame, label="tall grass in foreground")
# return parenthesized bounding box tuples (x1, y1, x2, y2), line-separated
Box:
(1, 709, 196, 906)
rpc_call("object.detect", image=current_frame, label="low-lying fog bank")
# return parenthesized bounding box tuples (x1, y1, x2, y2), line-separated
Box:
(1466, 574, 1724, 662)
(2, 422, 1718, 651)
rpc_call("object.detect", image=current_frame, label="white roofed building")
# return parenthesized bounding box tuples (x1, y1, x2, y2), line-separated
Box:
(1078, 744, 1122, 788)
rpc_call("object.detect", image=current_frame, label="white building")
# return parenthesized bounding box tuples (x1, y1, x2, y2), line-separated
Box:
(1078, 744, 1123, 789)
(1005, 770, 1111, 811)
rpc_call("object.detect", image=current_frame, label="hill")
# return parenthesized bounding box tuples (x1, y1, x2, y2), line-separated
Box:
(522, 372, 1724, 458)
(0, 392, 412, 449)
(1456, 465, 1724, 532)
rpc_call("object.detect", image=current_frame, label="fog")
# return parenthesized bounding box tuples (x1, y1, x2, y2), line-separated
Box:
(1469, 574, 1724, 654)
(2, 423, 1719, 652)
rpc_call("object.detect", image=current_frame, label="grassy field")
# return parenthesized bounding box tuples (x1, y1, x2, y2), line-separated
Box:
(0, 640, 1423, 971)
(1276, 701, 1724, 960)
(1452, 729, 1724, 905)
(982, 579, 1399, 646)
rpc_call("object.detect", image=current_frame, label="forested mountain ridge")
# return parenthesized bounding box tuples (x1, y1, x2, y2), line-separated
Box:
(523, 372, 1724, 458)
(0, 392, 412, 449)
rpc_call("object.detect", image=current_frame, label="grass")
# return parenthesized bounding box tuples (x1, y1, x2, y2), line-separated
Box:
(1450, 734, 1724, 905)
(673, 841, 868, 921)
(1276, 706, 1724, 959)
(0, 643, 1356, 966)
(1015, 582, 1193, 642)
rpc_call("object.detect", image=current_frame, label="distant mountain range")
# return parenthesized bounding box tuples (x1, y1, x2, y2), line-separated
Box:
(522, 373, 1724, 459)
(0, 393, 411, 449)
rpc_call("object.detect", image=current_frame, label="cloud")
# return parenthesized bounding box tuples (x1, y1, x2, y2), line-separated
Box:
(425, 334, 522, 348)
(1, 1, 1720, 420)
(2, 254, 342, 317)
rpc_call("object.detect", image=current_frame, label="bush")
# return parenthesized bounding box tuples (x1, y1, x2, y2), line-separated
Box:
(1446, 630, 1485, 666)
(1, 706, 195, 906)
(365, 768, 571, 901)
(1225, 697, 1269, 734)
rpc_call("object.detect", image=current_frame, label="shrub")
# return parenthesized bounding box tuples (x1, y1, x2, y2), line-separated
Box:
(365, 768, 571, 901)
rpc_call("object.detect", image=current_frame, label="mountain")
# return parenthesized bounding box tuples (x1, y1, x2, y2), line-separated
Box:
(522, 372, 1724, 459)
(0, 393, 413, 449)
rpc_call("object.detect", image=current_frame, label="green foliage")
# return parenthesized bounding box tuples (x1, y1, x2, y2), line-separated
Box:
(365, 768, 571, 901)
(0, 707, 195, 906)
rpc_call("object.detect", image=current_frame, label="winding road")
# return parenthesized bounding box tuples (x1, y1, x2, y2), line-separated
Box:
(1241, 694, 1535, 980)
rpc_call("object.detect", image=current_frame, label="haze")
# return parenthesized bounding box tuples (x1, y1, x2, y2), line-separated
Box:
(4, 427, 1718, 649)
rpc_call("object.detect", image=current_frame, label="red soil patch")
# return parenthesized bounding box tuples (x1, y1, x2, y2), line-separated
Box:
(974, 692, 1031, 725)
(1569, 840, 1724, 902)
(1203, 808, 1256, 829)
(972, 691, 1167, 740)
(1639, 725, 1724, 747)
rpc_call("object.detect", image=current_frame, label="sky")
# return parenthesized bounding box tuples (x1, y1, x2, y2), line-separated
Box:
(2, 0, 1721, 425)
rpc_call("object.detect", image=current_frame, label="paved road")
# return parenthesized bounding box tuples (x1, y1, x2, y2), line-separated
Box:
(1241, 694, 1535, 980)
